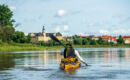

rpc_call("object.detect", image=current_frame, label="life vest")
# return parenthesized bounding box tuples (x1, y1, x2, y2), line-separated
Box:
(64, 48, 76, 58)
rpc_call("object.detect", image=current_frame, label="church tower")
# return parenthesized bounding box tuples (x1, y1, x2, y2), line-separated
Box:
(42, 26, 45, 33)
(42, 26, 46, 36)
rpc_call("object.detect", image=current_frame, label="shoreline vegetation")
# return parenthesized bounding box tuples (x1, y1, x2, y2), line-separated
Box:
(0, 43, 130, 52)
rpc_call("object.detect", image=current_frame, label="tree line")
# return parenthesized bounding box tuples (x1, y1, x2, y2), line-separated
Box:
(0, 5, 30, 44)
(37, 35, 125, 46)
(73, 35, 125, 45)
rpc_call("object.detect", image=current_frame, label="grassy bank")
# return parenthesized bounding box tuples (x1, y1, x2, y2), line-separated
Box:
(0, 43, 130, 52)
(0, 43, 63, 52)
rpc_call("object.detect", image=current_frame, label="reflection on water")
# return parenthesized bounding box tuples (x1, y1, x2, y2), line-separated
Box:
(0, 48, 130, 80)
(0, 54, 15, 70)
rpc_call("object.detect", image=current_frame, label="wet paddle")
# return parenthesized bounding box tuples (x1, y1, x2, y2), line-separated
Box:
(49, 34, 65, 47)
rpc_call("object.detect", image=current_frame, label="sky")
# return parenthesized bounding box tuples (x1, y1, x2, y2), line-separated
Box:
(0, 0, 130, 36)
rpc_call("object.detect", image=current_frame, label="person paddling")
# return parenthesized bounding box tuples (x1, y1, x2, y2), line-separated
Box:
(60, 42, 88, 66)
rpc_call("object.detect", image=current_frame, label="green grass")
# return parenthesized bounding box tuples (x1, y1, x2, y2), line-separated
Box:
(0, 46, 63, 52)
(0, 43, 63, 52)
(0, 43, 130, 52)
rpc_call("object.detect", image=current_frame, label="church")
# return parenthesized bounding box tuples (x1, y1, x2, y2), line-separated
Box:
(29, 26, 63, 43)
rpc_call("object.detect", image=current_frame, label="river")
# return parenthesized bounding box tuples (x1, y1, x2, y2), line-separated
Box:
(0, 48, 130, 80)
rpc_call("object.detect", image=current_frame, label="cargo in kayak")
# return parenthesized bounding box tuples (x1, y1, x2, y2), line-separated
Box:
(60, 58, 81, 71)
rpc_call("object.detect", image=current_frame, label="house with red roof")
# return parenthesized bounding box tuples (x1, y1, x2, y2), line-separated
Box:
(123, 36, 130, 44)
(101, 35, 117, 44)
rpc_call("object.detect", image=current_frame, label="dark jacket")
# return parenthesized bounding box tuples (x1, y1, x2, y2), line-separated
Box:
(64, 48, 76, 58)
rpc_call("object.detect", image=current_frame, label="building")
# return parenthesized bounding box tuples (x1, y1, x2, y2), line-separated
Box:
(80, 35, 99, 40)
(89, 35, 99, 40)
(101, 35, 117, 44)
(123, 36, 130, 44)
(80, 36, 89, 38)
(29, 26, 63, 43)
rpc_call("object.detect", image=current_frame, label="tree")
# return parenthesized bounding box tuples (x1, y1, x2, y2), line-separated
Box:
(0, 4, 15, 27)
(0, 5, 15, 42)
(97, 37, 104, 45)
(2, 25, 15, 42)
(25, 35, 31, 43)
(0, 28, 3, 40)
(117, 35, 124, 44)
(73, 37, 82, 45)
(73, 35, 82, 45)
(12, 31, 26, 43)
(48, 40, 54, 46)
(82, 38, 89, 45)
(90, 40, 97, 45)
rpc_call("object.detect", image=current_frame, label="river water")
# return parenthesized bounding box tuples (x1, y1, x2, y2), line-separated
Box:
(0, 48, 130, 80)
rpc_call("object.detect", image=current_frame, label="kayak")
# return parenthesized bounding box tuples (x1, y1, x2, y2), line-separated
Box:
(60, 58, 80, 71)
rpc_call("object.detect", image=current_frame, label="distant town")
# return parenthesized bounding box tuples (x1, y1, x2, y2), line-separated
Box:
(29, 26, 130, 45)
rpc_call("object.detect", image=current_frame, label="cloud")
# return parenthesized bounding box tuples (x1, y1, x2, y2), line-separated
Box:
(55, 26, 60, 32)
(63, 25, 69, 31)
(9, 6, 16, 11)
(99, 29, 109, 35)
(55, 10, 80, 18)
(57, 10, 67, 17)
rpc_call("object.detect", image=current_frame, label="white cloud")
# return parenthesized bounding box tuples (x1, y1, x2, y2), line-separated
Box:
(57, 10, 66, 16)
(55, 26, 60, 32)
(99, 29, 109, 35)
(63, 25, 69, 31)
(9, 6, 16, 11)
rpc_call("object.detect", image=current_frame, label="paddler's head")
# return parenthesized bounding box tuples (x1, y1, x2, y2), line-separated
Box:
(65, 41, 73, 49)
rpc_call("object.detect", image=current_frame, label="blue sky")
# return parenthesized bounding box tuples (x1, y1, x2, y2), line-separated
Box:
(0, 0, 130, 36)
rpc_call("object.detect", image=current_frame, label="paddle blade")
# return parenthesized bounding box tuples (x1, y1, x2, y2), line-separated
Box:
(49, 34, 65, 47)
(49, 34, 60, 42)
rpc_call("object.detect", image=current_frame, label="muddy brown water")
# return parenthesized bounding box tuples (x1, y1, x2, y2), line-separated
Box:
(0, 48, 130, 80)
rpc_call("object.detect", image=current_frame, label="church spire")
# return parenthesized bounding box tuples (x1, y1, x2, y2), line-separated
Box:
(42, 26, 45, 33)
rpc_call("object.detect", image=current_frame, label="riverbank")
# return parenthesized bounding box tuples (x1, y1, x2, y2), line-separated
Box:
(0, 43, 130, 52)
(0, 43, 63, 52)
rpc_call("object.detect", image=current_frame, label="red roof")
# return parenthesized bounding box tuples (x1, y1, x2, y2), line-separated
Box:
(123, 36, 130, 38)
(101, 36, 117, 42)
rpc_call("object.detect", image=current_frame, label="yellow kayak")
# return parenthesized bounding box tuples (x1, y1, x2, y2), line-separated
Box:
(60, 58, 80, 71)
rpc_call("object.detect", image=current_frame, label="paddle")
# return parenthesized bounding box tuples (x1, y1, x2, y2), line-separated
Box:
(49, 34, 65, 47)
